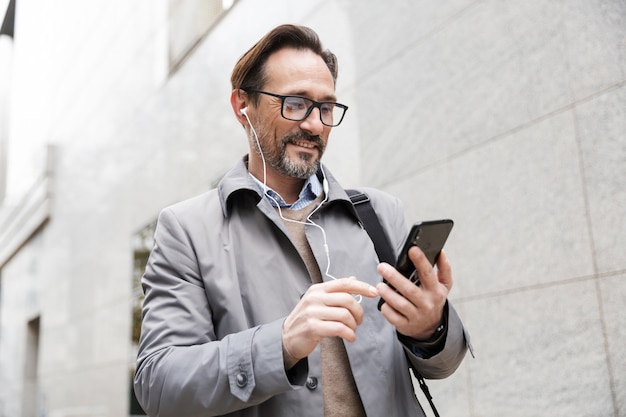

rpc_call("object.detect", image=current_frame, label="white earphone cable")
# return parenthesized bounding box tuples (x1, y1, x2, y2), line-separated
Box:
(241, 108, 361, 302)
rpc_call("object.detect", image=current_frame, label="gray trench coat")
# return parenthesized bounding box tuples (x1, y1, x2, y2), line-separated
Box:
(134, 158, 470, 416)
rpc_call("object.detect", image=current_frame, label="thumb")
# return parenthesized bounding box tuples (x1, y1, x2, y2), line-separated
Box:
(436, 250, 453, 292)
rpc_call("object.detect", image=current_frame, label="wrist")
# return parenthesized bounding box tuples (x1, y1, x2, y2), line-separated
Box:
(282, 339, 299, 370)
(401, 300, 449, 343)
(417, 321, 446, 343)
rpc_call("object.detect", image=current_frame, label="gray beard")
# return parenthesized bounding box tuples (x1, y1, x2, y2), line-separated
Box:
(274, 149, 319, 179)
(251, 132, 323, 180)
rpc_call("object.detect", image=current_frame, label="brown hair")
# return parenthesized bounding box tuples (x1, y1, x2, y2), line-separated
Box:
(230, 24, 338, 104)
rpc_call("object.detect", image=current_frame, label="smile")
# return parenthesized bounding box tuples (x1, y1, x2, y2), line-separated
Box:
(292, 140, 317, 150)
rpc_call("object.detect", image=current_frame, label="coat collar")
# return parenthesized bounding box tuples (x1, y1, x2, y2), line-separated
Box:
(217, 155, 357, 219)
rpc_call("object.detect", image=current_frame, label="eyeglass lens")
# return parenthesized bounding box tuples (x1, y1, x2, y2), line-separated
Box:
(282, 96, 345, 126)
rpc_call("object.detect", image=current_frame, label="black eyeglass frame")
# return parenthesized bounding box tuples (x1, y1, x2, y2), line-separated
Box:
(244, 89, 348, 127)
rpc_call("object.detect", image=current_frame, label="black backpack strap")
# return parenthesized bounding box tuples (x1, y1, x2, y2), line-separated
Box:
(346, 188, 442, 417)
(346, 189, 395, 265)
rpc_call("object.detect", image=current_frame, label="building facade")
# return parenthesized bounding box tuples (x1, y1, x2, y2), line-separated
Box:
(0, 0, 624, 416)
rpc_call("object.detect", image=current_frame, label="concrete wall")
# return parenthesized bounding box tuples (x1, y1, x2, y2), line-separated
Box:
(0, 0, 624, 416)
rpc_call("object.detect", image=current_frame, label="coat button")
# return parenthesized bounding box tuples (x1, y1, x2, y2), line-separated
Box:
(236, 372, 248, 388)
(306, 376, 318, 390)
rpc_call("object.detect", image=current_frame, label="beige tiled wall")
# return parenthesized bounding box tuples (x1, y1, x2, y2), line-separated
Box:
(0, 0, 624, 416)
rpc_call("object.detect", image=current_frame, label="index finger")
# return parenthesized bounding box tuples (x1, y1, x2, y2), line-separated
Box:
(323, 277, 379, 298)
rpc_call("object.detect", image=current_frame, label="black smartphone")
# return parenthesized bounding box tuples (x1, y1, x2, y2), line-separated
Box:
(378, 219, 453, 310)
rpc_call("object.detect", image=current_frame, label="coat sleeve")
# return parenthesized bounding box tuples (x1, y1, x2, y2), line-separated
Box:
(364, 187, 472, 380)
(403, 302, 472, 379)
(133, 207, 307, 417)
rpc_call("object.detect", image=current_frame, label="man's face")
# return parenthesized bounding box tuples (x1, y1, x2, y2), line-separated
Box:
(248, 48, 336, 180)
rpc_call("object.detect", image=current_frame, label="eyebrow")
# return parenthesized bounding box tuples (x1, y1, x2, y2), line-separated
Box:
(289, 91, 338, 102)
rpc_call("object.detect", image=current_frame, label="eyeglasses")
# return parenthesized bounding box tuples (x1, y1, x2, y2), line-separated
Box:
(245, 89, 348, 127)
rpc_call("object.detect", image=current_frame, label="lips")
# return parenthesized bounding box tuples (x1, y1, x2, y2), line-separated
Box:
(286, 133, 323, 151)
(292, 140, 318, 149)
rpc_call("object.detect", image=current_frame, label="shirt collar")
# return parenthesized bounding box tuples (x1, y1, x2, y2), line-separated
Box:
(250, 172, 323, 209)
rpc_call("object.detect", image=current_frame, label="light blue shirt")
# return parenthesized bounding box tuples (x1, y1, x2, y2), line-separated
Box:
(250, 173, 323, 209)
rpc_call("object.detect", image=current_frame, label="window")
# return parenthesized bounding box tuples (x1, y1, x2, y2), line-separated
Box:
(167, 0, 235, 74)
(22, 316, 40, 417)
(0, 0, 15, 38)
(0, 0, 16, 203)
(129, 220, 156, 416)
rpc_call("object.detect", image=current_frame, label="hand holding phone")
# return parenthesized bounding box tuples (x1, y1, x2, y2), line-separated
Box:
(378, 219, 453, 310)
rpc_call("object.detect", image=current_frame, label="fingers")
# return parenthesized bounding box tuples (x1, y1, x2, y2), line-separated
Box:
(376, 263, 414, 299)
(377, 247, 451, 300)
(405, 246, 453, 291)
(304, 291, 365, 327)
(407, 246, 438, 289)
(282, 278, 378, 361)
(304, 278, 378, 327)
(376, 248, 452, 339)
(322, 276, 379, 298)
(435, 250, 453, 291)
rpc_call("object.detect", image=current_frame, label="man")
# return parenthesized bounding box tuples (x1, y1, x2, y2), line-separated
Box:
(134, 24, 470, 417)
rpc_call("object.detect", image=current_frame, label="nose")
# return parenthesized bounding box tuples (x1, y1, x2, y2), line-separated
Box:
(299, 107, 325, 135)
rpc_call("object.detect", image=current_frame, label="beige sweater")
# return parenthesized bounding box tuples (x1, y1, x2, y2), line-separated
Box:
(280, 198, 366, 417)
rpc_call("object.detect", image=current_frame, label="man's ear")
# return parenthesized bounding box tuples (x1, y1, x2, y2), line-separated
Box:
(230, 90, 249, 125)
